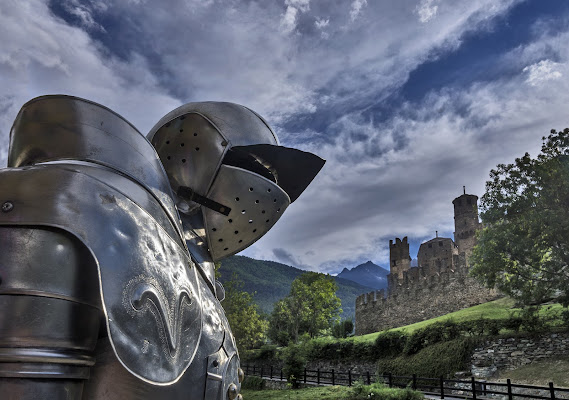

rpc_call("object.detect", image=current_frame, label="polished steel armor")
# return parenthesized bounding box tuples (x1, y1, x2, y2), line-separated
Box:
(148, 102, 325, 262)
(0, 95, 324, 400)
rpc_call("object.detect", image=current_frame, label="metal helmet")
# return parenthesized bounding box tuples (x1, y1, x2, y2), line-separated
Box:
(148, 102, 324, 261)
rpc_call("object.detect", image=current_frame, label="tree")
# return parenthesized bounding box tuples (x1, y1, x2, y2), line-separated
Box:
(332, 318, 354, 338)
(268, 272, 342, 344)
(222, 275, 269, 351)
(470, 128, 569, 306)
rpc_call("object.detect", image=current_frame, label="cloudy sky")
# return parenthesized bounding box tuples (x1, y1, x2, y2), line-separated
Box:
(1, 0, 569, 274)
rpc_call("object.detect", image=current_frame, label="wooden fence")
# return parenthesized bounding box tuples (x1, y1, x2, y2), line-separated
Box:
(242, 365, 569, 400)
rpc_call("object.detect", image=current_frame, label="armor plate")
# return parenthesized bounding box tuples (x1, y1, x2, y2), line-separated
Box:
(204, 164, 290, 261)
(0, 164, 202, 384)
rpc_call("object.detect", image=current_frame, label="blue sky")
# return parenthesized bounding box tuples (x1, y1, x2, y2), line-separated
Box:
(1, 0, 569, 274)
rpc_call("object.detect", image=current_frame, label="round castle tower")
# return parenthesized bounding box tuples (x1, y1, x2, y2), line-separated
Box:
(452, 188, 481, 256)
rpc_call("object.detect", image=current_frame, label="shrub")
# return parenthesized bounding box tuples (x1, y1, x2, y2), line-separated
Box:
(561, 309, 569, 328)
(257, 344, 278, 361)
(374, 331, 408, 358)
(241, 375, 266, 390)
(241, 344, 280, 363)
(281, 344, 306, 388)
(378, 337, 477, 378)
(519, 307, 546, 333)
(503, 315, 522, 332)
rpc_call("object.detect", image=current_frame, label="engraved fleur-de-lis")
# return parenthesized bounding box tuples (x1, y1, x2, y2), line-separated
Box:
(131, 282, 192, 358)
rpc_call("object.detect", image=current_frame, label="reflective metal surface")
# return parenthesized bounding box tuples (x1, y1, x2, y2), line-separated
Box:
(0, 165, 202, 384)
(82, 273, 241, 400)
(148, 101, 324, 263)
(0, 95, 321, 399)
(0, 226, 100, 398)
(9, 95, 183, 241)
(147, 102, 278, 148)
(204, 165, 290, 261)
(151, 112, 229, 196)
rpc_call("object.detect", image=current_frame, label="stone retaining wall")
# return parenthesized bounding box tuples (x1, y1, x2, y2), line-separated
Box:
(471, 332, 569, 378)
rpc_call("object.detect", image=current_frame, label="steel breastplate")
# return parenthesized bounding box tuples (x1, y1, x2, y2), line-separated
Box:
(0, 164, 203, 384)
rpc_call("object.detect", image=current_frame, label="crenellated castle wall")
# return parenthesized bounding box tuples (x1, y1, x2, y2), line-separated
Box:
(355, 257, 501, 335)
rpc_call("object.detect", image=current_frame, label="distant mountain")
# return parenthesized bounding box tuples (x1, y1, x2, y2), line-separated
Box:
(336, 261, 389, 290)
(218, 255, 374, 319)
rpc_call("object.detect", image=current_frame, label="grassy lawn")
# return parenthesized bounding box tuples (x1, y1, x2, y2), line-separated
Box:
(498, 359, 569, 387)
(241, 386, 353, 400)
(241, 384, 424, 400)
(352, 297, 565, 343)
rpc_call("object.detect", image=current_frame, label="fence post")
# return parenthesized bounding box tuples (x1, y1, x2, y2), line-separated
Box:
(549, 382, 556, 400)
(270, 366, 273, 379)
(304, 368, 307, 384)
(348, 370, 352, 387)
(317, 369, 320, 385)
(246, 365, 249, 375)
(280, 368, 283, 381)
(507, 379, 513, 400)
(253, 365, 256, 376)
(260, 365, 263, 378)
(388, 373, 393, 388)
(367, 371, 371, 385)
(332, 369, 335, 386)
(440, 376, 445, 399)
(412, 374, 417, 390)
(471, 377, 477, 400)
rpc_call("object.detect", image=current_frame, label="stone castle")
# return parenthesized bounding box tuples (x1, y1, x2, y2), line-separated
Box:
(355, 190, 501, 335)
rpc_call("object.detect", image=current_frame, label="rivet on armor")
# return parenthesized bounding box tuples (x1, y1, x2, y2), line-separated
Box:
(238, 368, 244, 383)
(227, 383, 238, 400)
(221, 140, 228, 146)
(2, 201, 14, 213)
(212, 359, 219, 367)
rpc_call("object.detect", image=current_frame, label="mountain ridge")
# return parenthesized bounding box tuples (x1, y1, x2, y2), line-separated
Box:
(336, 260, 389, 290)
(218, 255, 375, 319)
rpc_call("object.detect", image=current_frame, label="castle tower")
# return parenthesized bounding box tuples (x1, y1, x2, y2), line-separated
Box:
(389, 236, 411, 279)
(452, 187, 481, 256)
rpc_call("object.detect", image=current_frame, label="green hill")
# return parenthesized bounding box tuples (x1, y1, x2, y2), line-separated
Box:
(218, 255, 373, 319)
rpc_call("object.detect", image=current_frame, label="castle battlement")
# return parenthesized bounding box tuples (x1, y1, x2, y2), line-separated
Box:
(354, 190, 502, 335)
(356, 256, 471, 308)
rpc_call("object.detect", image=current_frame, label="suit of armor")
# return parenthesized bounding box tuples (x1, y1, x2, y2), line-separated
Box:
(0, 96, 323, 399)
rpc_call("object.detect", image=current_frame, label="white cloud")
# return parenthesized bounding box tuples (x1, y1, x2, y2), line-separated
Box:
(315, 18, 329, 30)
(280, 0, 311, 33)
(285, 0, 310, 13)
(280, 5, 299, 33)
(3, 0, 560, 275)
(0, 0, 179, 167)
(350, 0, 367, 22)
(416, 0, 439, 23)
(523, 59, 563, 86)
(246, 27, 569, 273)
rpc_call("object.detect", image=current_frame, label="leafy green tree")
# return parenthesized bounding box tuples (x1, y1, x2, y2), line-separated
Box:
(222, 276, 268, 350)
(332, 318, 354, 338)
(267, 298, 293, 346)
(268, 272, 342, 344)
(470, 128, 569, 306)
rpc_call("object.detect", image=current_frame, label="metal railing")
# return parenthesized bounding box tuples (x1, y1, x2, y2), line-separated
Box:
(242, 365, 569, 399)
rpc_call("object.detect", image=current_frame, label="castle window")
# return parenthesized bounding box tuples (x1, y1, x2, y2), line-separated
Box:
(392, 260, 396, 266)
